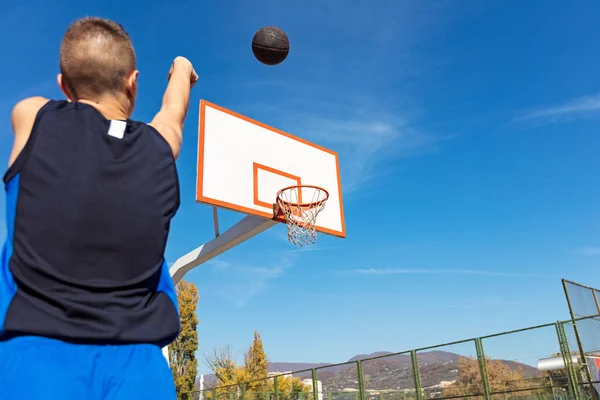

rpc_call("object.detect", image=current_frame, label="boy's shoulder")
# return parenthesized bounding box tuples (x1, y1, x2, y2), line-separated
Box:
(12, 97, 50, 125)
(11, 96, 51, 139)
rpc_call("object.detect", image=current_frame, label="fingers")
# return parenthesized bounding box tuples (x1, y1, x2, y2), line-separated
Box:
(190, 68, 199, 88)
(168, 57, 198, 87)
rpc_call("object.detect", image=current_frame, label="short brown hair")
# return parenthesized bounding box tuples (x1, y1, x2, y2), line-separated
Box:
(60, 17, 136, 99)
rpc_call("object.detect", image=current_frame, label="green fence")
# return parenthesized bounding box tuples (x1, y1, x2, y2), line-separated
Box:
(563, 280, 600, 320)
(186, 317, 600, 400)
(184, 281, 600, 400)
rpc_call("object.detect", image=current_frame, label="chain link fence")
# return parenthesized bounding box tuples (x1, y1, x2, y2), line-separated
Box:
(361, 351, 416, 400)
(186, 280, 600, 400)
(563, 280, 600, 320)
(480, 323, 570, 400)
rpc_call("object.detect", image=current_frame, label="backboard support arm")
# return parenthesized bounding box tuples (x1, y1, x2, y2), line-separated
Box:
(162, 214, 278, 364)
(169, 214, 277, 285)
(212, 206, 220, 237)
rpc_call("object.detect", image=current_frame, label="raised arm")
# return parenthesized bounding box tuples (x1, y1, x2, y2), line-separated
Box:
(149, 56, 198, 159)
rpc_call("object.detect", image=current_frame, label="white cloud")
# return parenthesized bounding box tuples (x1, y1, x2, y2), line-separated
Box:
(206, 259, 233, 270)
(287, 246, 340, 254)
(515, 93, 600, 124)
(443, 296, 524, 310)
(575, 247, 600, 256)
(308, 117, 455, 193)
(209, 255, 295, 307)
(344, 268, 546, 278)
(264, 108, 457, 195)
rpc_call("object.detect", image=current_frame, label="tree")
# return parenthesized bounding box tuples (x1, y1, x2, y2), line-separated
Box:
(206, 346, 250, 392)
(269, 375, 311, 400)
(205, 331, 310, 400)
(170, 280, 200, 400)
(244, 331, 269, 394)
(442, 356, 546, 398)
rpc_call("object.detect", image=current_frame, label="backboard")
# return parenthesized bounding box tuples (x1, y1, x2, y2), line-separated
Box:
(196, 100, 346, 238)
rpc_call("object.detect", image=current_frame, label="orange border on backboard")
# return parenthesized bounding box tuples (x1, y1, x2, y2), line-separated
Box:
(253, 163, 302, 209)
(196, 100, 346, 238)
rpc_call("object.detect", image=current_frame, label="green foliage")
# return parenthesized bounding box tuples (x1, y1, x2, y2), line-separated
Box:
(244, 331, 269, 394)
(206, 346, 249, 391)
(442, 356, 552, 398)
(270, 375, 311, 400)
(206, 331, 310, 400)
(170, 280, 200, 400)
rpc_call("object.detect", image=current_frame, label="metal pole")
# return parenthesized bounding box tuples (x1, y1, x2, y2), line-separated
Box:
(212, 206, 220, 237)
(410, 351, 422, 400)
(357, 361, 366, 400)
(475, 338, 491, 400)
(556, 321, 581, 400)
(562, 280, 592, 385)
(592, 289, 600, 315)
(312, 369, 319, 400)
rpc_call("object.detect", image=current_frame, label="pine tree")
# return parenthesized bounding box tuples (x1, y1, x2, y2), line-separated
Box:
(169, 280, 199, 400)
(244, 331, 269, 395)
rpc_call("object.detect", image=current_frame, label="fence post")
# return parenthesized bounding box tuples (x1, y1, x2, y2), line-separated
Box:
(556, 321, 581, 400)
(357, 360, 366, 400)
(410, 351, 422, 400)
(592, 290, 600, 315)
(562, 279, 592, 385)
(274, 376, 279, 400)
(312, 369, 319, 400)
(241, 383, 246, 400)
(475, 338, 491, 400)
(213, 388, 217, 400)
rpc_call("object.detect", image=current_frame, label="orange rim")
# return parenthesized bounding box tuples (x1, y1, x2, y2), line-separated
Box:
(276, 185, 329, 208)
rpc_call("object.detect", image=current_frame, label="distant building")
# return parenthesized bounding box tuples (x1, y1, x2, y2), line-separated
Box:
(266, 372, 323, 400)
(199, 375, 204, 400)
(268, 371, 294, 377)
(302, 378, 323, 400)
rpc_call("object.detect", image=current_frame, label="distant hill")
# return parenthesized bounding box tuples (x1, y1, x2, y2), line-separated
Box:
(198, 350, 541, 392)
(268, 362, 332, 373)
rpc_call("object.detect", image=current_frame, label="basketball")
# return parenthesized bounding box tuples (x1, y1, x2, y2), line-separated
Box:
(251, 26, 290, 65)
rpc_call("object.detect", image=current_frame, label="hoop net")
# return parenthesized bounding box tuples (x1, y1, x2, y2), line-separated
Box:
(276, 185, 329, 247)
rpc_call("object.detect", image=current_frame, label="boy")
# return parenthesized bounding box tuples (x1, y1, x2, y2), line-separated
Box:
(0, 17, 197, 399)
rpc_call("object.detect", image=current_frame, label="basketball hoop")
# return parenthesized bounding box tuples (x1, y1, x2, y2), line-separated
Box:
(276, 185, 329, 246)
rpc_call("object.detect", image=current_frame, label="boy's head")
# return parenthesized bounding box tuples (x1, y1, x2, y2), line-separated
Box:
(58, 17, 138, 115)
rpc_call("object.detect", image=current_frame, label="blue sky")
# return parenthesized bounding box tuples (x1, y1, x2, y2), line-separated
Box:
(2, 0, 600, 373)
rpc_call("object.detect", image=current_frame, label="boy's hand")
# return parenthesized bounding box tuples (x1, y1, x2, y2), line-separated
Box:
(168, 57, 198, 88)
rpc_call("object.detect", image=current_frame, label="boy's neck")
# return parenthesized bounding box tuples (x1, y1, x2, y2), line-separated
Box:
(78, 96, 131, 121)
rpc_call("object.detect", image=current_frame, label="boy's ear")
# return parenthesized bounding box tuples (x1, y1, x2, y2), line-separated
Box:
(57, 74, 73, 101)
(126, 70, 139, 99)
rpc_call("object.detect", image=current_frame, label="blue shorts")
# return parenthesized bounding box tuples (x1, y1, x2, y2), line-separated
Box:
(0, 336, 176, 400)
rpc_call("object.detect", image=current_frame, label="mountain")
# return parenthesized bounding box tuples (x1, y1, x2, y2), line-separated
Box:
(198, 350, 542, 392)
(316, 351, 463, 391)
(268, 362, 332, 373)
(348, 352, 396, 362)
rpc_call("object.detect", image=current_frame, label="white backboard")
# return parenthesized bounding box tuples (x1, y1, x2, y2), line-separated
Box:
(196, 100, 346, 238)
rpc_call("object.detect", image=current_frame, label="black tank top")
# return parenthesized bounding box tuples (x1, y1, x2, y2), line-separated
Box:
(0, 100, 181, 346)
